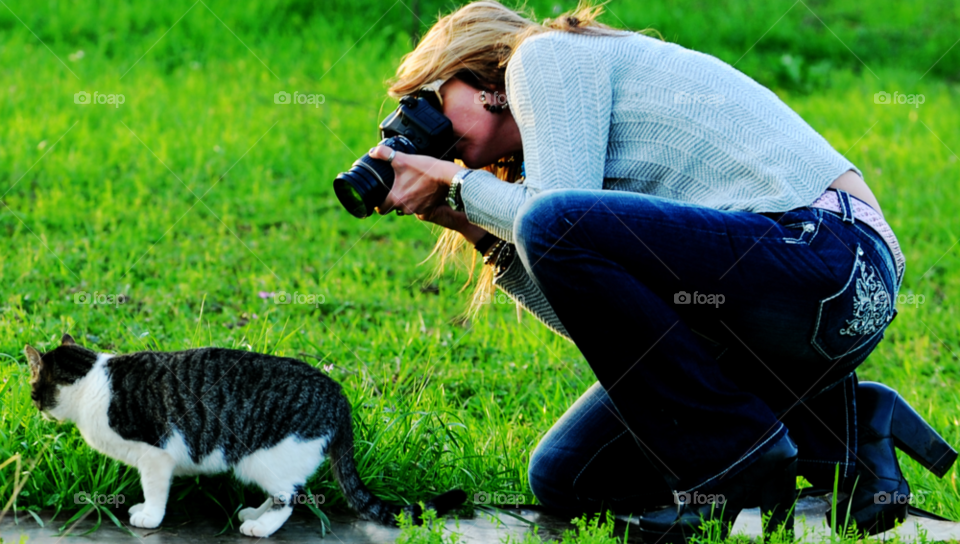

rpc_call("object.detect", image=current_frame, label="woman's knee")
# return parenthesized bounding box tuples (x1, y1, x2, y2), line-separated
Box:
(527, 440, 576, 511)
(513, 189, 588, 265)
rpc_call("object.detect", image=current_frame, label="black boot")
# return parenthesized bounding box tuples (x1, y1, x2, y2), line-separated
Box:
(830, 382, 958, 535)
(636, 433, 798, 544)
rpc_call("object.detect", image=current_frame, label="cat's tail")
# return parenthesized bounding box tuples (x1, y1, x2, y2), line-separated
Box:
(328, 423, 466, 525)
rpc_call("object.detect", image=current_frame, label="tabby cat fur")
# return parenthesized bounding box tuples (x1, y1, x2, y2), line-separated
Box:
(25, 334, 465, 537)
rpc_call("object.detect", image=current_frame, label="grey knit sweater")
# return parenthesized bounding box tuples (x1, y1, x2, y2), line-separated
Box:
(460, 30, 861, 338)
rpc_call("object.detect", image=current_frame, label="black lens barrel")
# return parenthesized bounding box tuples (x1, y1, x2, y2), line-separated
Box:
(332, 136, 418, 218)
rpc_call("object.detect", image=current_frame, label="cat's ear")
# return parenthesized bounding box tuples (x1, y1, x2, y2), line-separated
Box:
(24, 345, 43, 381)
(61, 333, 76, 346)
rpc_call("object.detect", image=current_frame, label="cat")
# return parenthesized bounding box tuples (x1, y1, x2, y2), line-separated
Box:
(24, 334, 465, 537)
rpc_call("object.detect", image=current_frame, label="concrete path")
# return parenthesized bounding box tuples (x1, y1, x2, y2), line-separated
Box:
(621, 496, 960, 543)
(0, 507, 577, 544)
(3, 496, 960, 543)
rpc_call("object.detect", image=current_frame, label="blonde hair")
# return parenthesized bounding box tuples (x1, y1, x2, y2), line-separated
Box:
(387, 1, 633, 318)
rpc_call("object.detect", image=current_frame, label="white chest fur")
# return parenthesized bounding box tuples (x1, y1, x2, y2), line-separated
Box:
(52, 354, 156, 466)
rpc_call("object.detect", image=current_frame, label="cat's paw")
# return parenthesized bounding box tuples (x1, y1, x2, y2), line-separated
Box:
(129, 507, 164, 529)
(128, 503, 145, 516)
(240, 519, 280, 538)
(238, 506, 263, 522)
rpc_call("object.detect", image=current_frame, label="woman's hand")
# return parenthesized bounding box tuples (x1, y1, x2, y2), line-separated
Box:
(369, 146, 465, 216)
(417, 205, 488, 245)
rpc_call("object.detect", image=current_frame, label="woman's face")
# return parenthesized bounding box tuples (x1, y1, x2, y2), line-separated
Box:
(438, 78, 521, 169)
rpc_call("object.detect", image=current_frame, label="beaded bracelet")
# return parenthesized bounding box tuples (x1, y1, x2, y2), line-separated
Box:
(482, 240, 505, 266)
(494, 243, 516, 276)
(482, 239, 516, 276)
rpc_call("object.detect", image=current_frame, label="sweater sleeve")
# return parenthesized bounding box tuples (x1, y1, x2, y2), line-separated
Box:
(492, 249, 572, 340)
(461, 33, 614, 243)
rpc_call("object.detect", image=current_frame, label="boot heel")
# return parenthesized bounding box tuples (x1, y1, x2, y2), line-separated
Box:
(759, 458, 797, 539)
(891, 395, 958, 478)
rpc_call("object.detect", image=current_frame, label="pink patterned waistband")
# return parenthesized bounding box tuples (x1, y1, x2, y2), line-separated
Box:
(809, 189, 905, 280)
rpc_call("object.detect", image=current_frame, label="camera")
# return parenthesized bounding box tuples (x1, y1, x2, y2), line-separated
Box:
(333, 94, 456, 218)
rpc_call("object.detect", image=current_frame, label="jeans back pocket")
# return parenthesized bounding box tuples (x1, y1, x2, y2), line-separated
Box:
(811, 243, 895, 361)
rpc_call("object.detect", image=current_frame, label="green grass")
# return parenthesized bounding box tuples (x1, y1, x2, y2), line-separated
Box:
(2, 0, 960, 542)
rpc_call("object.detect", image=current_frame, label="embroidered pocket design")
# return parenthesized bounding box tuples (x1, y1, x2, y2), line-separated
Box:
(839, 258, 891, 337)
(811, 244, 894, 361)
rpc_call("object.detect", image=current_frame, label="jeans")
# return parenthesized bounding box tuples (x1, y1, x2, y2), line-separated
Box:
(514, 188, 901, 514)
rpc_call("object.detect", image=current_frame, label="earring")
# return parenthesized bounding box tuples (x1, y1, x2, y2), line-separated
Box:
(480, 90, 508, 114)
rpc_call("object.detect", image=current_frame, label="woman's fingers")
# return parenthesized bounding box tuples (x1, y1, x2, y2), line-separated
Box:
(371, 146, 404, 215)
(368, 147, 456, 216)
(418, 205, 466, 231)
(376, 194, 394, 215)
(377, 193, 414, 216)
(368, 145, 404, 166)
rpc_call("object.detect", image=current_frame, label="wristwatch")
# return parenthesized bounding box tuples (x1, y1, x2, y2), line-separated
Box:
(447, 169, 470, 212)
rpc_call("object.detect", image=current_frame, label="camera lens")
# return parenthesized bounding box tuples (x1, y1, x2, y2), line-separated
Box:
(333, 175, 369, 218)
(333, 153, 394, 218)
(333, 136, 418, 218)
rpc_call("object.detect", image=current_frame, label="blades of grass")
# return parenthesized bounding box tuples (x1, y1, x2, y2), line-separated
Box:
(476, 505, 537, 527)
(434, 411, 465, 451)
(214, 503, 242, 537)
(175, 479, 198, 501)
(0, 453, 21, 525)
(79, 503, 103, 536)
(2, 443, 50, 526)
(192, 293, 207, 348)
(0, 453, 21, 471)
(57, 502, 94, 535)
(99, 504, 137, 537)
(253, 307, 274, 353)
(202, 489, 231, 520)
(843, 474, 859, 536)
(48, 504, 61, 525)
(269, 318, 302, 355)
(830, 463, 839, 536)
(0, 373, 12, 397)
(24, 509, 43, 527)
(304, 487, 330, 538)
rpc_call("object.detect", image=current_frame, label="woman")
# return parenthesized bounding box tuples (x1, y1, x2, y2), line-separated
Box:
(368, 1, 955, 539)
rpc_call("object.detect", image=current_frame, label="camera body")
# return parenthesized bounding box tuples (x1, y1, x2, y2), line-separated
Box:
(333, 95, 456, 218)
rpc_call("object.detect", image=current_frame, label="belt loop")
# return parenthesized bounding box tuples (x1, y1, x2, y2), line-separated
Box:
(836, 189, 856, 224)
